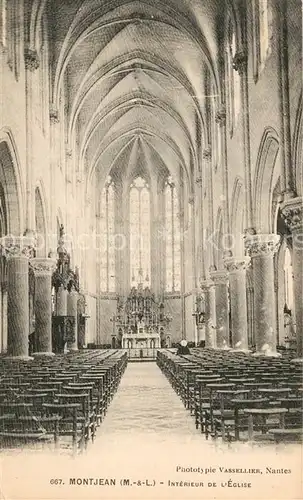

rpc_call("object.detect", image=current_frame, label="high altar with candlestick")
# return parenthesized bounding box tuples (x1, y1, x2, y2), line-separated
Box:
(110, 284, 171, 350)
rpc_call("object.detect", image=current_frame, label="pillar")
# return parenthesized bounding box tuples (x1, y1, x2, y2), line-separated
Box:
(210, 271, 230, 349)
(224, 257, 250, 351)
(281, 197, 303, 359)
(245, 234, 280, 356)
(0, 236, 35, 360)
(67, 289, 78, 351)
(24, 49, 39, 235)
(30, 258, 57, 356)
(233, 50, 254, 233)
(200, 279, 216, 348)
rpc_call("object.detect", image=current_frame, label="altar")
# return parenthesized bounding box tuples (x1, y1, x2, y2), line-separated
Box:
(110, 285, 171, 353)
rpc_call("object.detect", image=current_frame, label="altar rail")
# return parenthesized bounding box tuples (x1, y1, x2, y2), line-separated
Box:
(124, 348, 157, 361)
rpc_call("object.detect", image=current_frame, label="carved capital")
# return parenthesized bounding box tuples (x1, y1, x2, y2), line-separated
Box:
(0, 235, 36, 259)
(202, 148, 212, 161)
(200, 279, 215, 290)
(195, 176, 202, 185)
(76, 172, 84, 184)
(245, 234, 280, 258)
(281, 197, 303, 232)
(224, 256, 250, 273)
(66, 148, 72, 159)
(24, 48, 40, 71)
(215, 107, 227, 127)
(188, 196, 194, 205)
(30, 257, 57, 276)
(209, 270, 229, 285)
(233, 50, 248, 75)
(50, 107, 59, 124)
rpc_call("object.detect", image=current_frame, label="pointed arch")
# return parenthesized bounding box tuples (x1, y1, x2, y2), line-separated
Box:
(254, 127, 280, 232)
(0, 128, 24, 234)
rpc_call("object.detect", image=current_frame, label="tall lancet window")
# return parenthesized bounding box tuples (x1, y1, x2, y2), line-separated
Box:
(129, 177, 151, 287)
(100, 176, 115, 292)
(165, 177, 181, 292)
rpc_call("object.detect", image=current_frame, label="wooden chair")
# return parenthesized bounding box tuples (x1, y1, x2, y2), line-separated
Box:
(42, 402, 84, 453)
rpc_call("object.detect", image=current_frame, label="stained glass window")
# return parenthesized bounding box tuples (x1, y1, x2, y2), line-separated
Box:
(129, 177, 151, 286)
(165, 177, 181, 292)
(100, 176, 115, 292)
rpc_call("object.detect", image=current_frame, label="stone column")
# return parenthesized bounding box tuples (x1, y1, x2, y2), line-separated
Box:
(200, 279, 216, 348)
(30, 257, 57, 356)
(24, 49, 40, 234)
(210, 271, 230, 349)
(281, 197, 303, 359)
(67, 289, 78, 351)
(233, 50, 254, 233)
(0, 236, 35, 360)
(224, 257, 250, 351)
(245, 234, 280, 356)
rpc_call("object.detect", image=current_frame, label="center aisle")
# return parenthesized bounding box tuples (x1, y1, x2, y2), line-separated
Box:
(96, 362, 198, 438)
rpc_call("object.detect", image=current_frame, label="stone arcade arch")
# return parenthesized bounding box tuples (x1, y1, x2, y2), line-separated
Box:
(0, 134, 24, 354)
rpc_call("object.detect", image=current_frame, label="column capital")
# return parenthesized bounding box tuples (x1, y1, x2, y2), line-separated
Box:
(202, 147, 212, 161)
(30, 257, 57, 276)
(24, 48, 40, 71)
(215, 106, 227, 127)
(195, 176, 202, 185)
(50, 107, 60, 124)
(224, 256, 251, 272)
(200, 279, 215, 290)
(209, 270, 229, 285)
(233, 50, 248, 75)
(281, 196, 303, 232)
(0, 235, 36, 259)
(244, 233, 280, 257)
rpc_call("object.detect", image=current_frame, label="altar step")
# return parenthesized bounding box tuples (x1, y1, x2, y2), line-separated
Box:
(128, 357, 156, 362)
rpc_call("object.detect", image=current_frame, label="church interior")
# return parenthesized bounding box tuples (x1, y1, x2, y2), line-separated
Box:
(0, 0, 302, 455)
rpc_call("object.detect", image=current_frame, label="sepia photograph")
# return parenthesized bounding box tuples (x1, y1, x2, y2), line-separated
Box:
(0, 0, 302, 499)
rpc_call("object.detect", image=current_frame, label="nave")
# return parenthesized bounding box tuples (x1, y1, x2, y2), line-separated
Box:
(0, 347, 302, 457)
(1, 349, 302, 500)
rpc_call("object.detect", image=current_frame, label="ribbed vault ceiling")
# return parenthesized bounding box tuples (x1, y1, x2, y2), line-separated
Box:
(45, 0, 222, 187)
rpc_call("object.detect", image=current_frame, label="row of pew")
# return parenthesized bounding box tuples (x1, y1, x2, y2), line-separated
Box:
(157, 348, 303, 443)
(0, 349, 127, 453)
